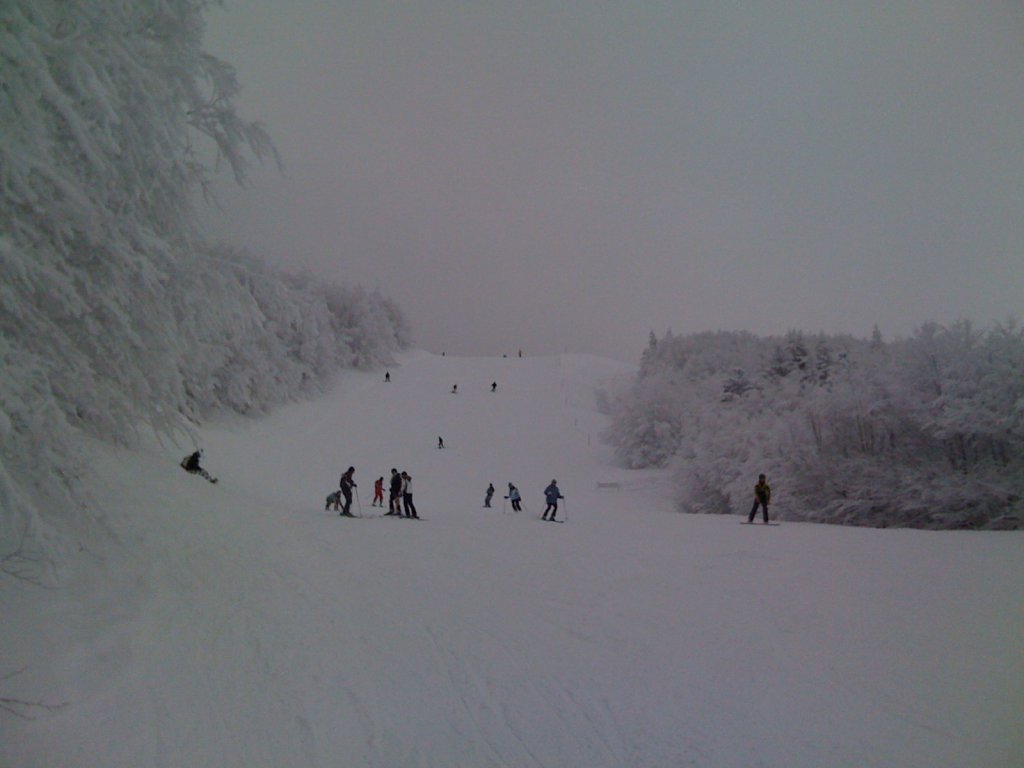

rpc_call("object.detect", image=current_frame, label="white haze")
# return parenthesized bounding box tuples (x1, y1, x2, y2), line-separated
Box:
(199, 1, 1024, 361)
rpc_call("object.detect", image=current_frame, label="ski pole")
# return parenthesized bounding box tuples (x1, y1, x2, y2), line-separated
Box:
(563, 496, 568, 522)
(355, 487, 362, 516)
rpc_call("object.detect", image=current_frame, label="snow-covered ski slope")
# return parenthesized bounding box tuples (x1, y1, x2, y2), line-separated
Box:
(3, 351, 1022, 767)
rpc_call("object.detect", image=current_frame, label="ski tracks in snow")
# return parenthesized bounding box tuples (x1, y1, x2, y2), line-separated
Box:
(420, 619, 629, 768)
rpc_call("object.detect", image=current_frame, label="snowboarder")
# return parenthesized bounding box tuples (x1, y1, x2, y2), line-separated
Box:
(401, 471, 419, 518)
(484, 483, 495, 508)
(543, 480, 564, 521)
(181, 450, 217, 483)
(373, 477, 385, 507)
(748, 474, 771, 523)
(339, 466, 357, 517)
(387, 468, 403, 515)
(505, 483, 522, 512)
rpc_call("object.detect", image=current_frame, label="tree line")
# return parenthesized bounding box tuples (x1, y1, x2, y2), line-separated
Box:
(600, 323, 1023, 529)
(0, 1, 410, 575)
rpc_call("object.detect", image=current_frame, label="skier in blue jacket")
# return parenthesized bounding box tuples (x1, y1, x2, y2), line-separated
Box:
(505, 483, 522, 512)
(543, 480, 564, 521)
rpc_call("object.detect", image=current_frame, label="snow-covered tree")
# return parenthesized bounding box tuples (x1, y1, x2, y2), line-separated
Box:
(606, 324, 1024, 529)
(1, 1, 409, 577)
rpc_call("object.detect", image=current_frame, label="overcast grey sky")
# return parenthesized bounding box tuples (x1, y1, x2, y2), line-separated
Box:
(199, 1, 1023, 363)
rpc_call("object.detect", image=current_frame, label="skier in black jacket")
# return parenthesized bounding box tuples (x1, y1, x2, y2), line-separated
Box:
(542, 480, 564, 521)
(748, 474, 771, 523)
(387, 468, 403, 515)
(339, 466, 357, 517)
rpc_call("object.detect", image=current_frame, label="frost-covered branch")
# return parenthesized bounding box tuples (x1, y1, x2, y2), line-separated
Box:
(0, 669, 68, 720)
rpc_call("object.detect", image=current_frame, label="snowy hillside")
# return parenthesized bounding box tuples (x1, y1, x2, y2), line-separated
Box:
(3, 352, 1021, 767)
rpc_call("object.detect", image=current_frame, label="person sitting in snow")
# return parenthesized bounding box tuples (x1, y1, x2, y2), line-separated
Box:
(181, 450, 217, 483)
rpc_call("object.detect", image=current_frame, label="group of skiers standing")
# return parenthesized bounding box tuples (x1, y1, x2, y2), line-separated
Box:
(187, 449, 769, 525)
(381, 468, 418, 518)
(483, 480, 564, 521)
(327, 466, 418, 518)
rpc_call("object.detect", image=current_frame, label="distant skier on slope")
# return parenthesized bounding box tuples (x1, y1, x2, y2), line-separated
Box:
(748, 474, 771, 524)
(181, 450, 217, 483)
(505, 483, 522, 512)
(373, 477, 385, 507)
(543, 480, 564, 521)
(339, 466, 357, 517)
(484, 483, 495, 508)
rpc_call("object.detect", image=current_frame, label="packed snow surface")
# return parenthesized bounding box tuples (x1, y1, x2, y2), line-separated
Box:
(3, 352, 1022, 767)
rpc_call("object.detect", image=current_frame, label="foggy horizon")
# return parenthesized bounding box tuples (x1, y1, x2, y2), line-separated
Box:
(198, 2, 1024, 363)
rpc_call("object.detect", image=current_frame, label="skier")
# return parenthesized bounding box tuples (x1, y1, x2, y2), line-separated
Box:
(385, 371, 391, 382)
(401, 471, 419, 518)
(438, 436, 445, 450)
(505, 483, 522, 512)
(451, 384, 458, 394)
(339, 466, 357, 517)
(543, 479, 564, 521)
(373, 477, 385, 507)
(325, 490, 342, 511)
(491, 382, 497, 392)
(387, 468, 403, 515)
(484, 483, 495, 508)
(748, 473, 771, 524)
(181, 450, 217, 483)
